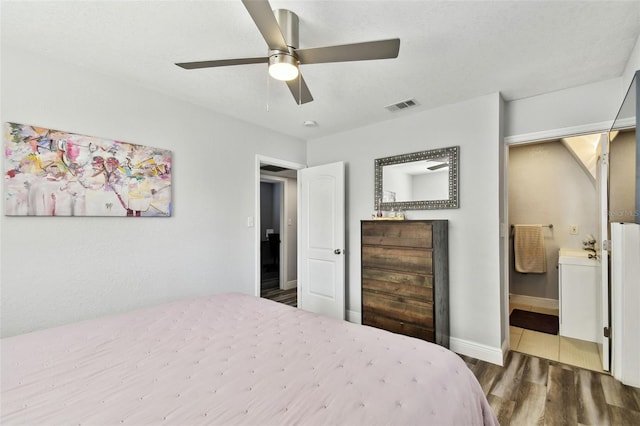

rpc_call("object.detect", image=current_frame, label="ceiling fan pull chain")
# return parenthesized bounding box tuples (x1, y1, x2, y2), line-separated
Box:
(266, 66, 270, 112)
(298, 73, 302, 105)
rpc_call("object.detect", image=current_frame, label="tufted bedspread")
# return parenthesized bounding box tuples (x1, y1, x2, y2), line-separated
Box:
(1, 293, 498, 425)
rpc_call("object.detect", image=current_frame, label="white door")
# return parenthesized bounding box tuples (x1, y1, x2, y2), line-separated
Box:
(596, 132, 610, 371)
(610, 223, 640, 386)
(298, 162, 345, 320)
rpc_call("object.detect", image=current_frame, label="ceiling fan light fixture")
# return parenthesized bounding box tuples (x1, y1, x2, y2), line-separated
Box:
(268, 53, 299, 81)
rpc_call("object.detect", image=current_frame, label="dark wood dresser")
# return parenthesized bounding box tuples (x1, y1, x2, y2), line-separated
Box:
(361, 220, 449, 348)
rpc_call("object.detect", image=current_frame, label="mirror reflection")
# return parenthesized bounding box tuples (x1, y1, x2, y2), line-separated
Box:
(610, 70, 638, 225)
(375, 146, 459, 210)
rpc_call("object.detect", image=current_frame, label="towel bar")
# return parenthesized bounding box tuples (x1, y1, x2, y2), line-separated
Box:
(509, 224, 553, 238)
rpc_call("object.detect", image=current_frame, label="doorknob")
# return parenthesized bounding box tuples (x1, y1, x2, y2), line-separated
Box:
(334, 249, 342, 255)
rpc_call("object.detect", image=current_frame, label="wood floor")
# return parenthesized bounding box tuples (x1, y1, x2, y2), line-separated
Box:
(261, 287, 297, 307)
(461, 350, 640, 425)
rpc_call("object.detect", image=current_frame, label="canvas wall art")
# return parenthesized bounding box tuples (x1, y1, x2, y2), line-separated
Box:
(4, 123, 172, 216)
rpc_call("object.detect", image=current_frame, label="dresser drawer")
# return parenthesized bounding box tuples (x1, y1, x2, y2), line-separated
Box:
(362, 246, 433, 274)
(363, 313, 435, 342)
(362, 269, 433, 301)
(362, 221, 432, 249)
(362, 290, 433, 326)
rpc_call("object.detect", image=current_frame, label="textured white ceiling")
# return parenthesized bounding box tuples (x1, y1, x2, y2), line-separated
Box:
(2, 0, 640, 140)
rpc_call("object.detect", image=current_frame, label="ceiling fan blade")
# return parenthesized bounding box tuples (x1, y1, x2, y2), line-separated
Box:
(427, 163, 449, 171)
(296, 38, 400, 64)
(176, 57, 268, 69)
(241, 0, 289, 51)
(286, 73, 313, 105)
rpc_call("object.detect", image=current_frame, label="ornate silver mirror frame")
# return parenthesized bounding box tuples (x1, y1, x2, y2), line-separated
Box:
(374, 145, 459, 210)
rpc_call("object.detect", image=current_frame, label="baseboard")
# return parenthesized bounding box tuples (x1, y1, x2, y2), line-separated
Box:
(346, 309, 361, 324)
(510, 293, 559, 310)
(450, 337, 504, 366)
(283, 280, 297, 291)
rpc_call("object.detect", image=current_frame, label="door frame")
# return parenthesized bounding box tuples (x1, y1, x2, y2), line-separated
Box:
(501, 120, 613, 364)
(596, 132, 611, 371)
(254, 155, 306, 297)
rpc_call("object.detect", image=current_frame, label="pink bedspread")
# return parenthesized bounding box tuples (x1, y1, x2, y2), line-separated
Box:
(2, 293, 498, 425)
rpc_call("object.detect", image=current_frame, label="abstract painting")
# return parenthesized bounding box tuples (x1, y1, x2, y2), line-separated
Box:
(4, 123, 172, 216)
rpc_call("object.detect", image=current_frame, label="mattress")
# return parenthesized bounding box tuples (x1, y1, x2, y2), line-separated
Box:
(1, 293, 498, 425)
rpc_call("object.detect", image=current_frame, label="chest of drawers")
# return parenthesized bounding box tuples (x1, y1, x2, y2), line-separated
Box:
(361, 220, 449, 348)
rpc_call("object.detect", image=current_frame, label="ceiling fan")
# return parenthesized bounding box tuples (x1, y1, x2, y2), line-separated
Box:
(175, 0, 400, 105)
(427, 161, 449, 171)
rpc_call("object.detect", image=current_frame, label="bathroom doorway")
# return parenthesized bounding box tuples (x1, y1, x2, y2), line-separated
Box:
(506, 130, 635, 372)
(505, 127, 637, 371)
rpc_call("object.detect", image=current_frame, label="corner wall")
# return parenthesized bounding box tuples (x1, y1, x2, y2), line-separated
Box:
(307, 94, 504, 362)
(0, 47, 306, 338)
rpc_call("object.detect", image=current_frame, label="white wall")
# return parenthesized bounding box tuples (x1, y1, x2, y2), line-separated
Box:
(307, 93, 504, 361)
(622, 33, 640, 100)
(0, 47, 305, 338)
(505, 77, 623, 139)
(412, 171, 449, 201)
(382, 167, 412, 202)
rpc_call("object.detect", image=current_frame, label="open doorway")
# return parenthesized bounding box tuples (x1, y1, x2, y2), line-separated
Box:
(256, 156, 305, 308)
(506, 134, 601, 371)
(505, 129, 635, 372)
(259, 178, 283, 290)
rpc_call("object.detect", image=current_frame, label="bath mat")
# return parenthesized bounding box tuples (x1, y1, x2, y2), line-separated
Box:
(510, 309, 559, 335)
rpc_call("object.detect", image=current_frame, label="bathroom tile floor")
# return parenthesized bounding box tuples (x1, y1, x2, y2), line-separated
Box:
(510, 303, 605, 373)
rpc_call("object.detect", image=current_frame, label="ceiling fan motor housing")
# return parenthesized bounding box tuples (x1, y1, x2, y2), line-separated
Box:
(269, 51, 298, 67)
(273, 9, 299, 49)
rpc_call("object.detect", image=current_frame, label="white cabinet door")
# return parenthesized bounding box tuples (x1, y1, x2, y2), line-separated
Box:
(559, 261, 599, 342)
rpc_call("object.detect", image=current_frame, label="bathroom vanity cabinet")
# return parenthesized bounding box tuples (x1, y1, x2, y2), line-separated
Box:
(361, 220, 449, 348)
(558, 249, 599, 343)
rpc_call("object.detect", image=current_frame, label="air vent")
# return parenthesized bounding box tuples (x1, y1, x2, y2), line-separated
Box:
(384, 98, 419, 113)
(261, 165, 289, 172)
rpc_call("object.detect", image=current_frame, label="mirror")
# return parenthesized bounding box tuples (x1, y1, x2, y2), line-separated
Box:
(610, 70, 638, 224)
(374, 146, 459, 210)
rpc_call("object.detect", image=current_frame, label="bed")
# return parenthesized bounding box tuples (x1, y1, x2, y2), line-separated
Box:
(1, 293, 498, 425)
